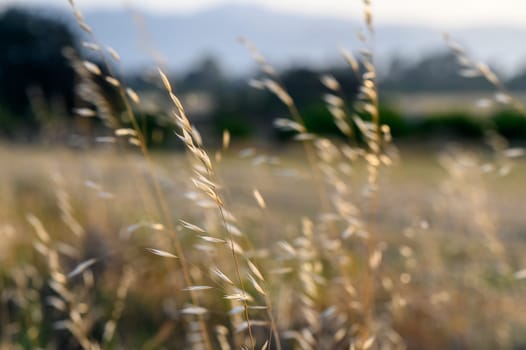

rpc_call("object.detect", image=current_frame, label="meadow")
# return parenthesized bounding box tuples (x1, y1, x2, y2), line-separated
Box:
(1, 142, 525, 349)
(2, 1, 526, 349)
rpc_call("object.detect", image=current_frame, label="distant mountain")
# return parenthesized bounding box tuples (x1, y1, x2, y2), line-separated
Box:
(29, 5, 526, 76)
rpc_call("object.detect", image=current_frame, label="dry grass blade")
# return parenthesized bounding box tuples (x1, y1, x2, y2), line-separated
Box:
(128, 138, 141, 146)
(459, 68, 481, 78)
(252, 189, 266, 209)
(477, 63, 499, 85)
(235, 320, 268, 334)
(150, 223, 165, 231)
(126, 88, 140, 104)
(103, 321, 117, 343)
(106, 46, 121, 61)
(229, 305, 245, 316)
(83, 61, 102, 75)
(320, 74, 340, 91)
(248, 275, 266, 296)
(105, 76, 120, 87)
(248, 79, 265, 89)
(224, 223, 242, 237)
(82, 42, 99, 51)
(323, 94, 344, 107)
(211, 267, 234, 285)
(183, 286, 214, 291)
(293, 133, 316, 141)
(199, 236, 226, 244)
(73, 108, 97, 117)
(68, 258, 98, 278)
(222, 129, 231, 150)
(264, 79, 293, 106)
(179, 219, 206, 233)
(26, 213, 51, 244)
(79, 22, 92, 33)
(278, 241, 296, 256)
(145, 248, 178, 258)
(46, 296, 67, 312)
(444, 33, 464, 54)
(274, 119, 305, 133)
(247, 260, 264, 281)
(192, 126, 203, 146)
(95, 136, 116, 143)
(514, 269, 526, 280)
(503, 148, 525, 158)
(224, 290, 253, 302)
(181, 306, 208, 315)
(363, 336, 375, 349)
(340, 47, 360, 75)
(158, 68, 172, 92)
(115, 128, 138, 137)
(125, 223, 144, 233)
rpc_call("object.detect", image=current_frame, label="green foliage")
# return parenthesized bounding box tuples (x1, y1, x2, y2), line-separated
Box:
(415, 112, 485, 139)
(133, 113, 172, 148)
(215, 112, 253, 139)
(378, 105, 411, 137)
(0, 8, 78, 113)
(301, 103, 342, 135)
(491, 110, 526, 140)
(0, 105, 23, 137)
(0, 8, 80, 141)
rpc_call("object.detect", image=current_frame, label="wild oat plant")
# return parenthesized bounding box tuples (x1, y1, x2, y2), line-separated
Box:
(1, 1, 526, 349)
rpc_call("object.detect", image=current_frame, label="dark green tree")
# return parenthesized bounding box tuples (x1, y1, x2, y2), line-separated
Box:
(0, 8, 78, 137)
(381, 52, 495, 92)
(182, 56, 225, 93)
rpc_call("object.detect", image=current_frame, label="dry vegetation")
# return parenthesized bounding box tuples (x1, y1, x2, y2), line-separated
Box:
(1, 0, 526, 349)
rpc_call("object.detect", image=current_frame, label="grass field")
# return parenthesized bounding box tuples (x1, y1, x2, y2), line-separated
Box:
(2, 1, 526, 349)
(1, 144, 525, 349)
(387, 91, 526, 118)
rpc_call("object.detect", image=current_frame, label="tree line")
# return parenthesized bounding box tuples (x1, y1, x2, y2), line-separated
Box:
(1, 7, 526, 145)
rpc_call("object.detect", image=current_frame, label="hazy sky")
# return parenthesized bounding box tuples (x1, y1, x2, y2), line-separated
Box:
(3, 0, 526, 28)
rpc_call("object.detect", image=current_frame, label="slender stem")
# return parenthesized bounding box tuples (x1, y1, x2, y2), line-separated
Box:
(66, 3, 214, 347)
(218, 206, 256, 349)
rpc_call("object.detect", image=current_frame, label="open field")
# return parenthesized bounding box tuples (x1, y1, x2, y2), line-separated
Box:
(386, 92, 526, 118)
(3, 0, 526, 348)
(1, 144, 525, 349)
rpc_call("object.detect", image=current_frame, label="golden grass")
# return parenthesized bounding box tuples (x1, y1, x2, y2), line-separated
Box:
(1, 145, 526, 349)
(2, 1, 526, 349)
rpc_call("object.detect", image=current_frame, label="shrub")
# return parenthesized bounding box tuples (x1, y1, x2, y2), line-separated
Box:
(416, 112, 485, 139)
(492, 109, 526, 140)
(378, 105, 411, 138)
(215, 111, 253, 139)
(301, 102, 342, 135)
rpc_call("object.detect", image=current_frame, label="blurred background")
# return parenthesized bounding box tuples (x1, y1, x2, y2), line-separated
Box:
(1, 0, 526, 147)
(2, 2, 526, 349)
